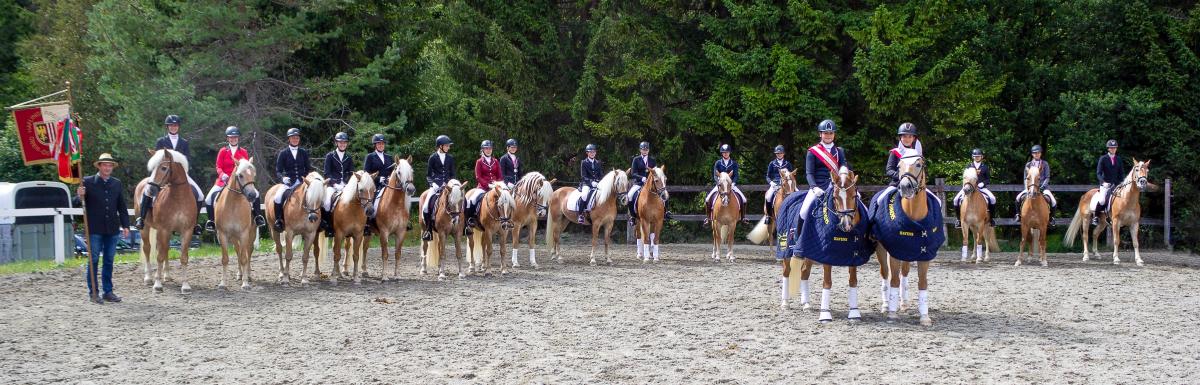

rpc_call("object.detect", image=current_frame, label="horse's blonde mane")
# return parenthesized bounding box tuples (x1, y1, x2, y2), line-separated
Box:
(1123, 160, 1144, 184)
(446, 179, 464, 206)
(496, 185, 515, 210)
(303, 172, 325, 207)
(594, 170, 621, 206)
(393, 158, 414, 184)
(514, 172, 550, 206)
(234, 158, 254, 177)
(652, 167, 666, 183)
(962, 166, 978, 185)
(339, 172, 361, 205)
(147, 149, 189, 173)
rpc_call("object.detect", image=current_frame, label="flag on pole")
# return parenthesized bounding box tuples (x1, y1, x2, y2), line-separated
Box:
(53, 117, 83, 183)
(9, 101, 70, 165)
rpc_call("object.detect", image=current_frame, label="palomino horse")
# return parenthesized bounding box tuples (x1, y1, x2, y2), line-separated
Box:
(213, 158, 261, 289)
(330, 170, 377, 284)
(547, 169, 629, 265)
(748, 168, 799, 250)
(466, 183, 516, 275)
(508, 172, 554, 268)
(420, 179, 466, 279)
(871, 155, 944, 326)
(634, 166, 668, 263)
(1016, 163, 1050, 266)
(134, 149, 198, 293)
(265, 172, 326, 284)
(709, 172, 739, 262)
(371, 157, 416, 280)
(1065, 159, 1152, 266)
(958, 167, 998, 263)
(800, 168, 870, 322)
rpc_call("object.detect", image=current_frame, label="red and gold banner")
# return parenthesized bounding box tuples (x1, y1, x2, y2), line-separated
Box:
(11, 103, 70, 166)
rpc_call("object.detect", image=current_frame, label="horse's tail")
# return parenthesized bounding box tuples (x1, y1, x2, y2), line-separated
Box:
(747, 216, 770, 245)
(469, 229, 484, 266)
(1063, 206, 1084, 247)
(426, 232, 441, 268)
(544, 198, 556, 249)
(986, 225, 999, 252)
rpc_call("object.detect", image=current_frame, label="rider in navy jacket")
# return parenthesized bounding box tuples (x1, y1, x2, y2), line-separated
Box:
(704, 144, 747, 225)
(1093, 139, 1125, 225)
(626, 141, 672, 223)
(421, 135, 456, 240)
(273, 128, 312, 231)
(576, 144, 603, 224)
(763, 145, 793, 223)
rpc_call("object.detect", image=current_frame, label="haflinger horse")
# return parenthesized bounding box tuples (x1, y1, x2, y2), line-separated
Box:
(420, 179, 466, 279)
(329, 170, 377, 284)
(870, 155, 944, 326)
(958, 167, 998, 263)
(1016, 163, 1050, 267)
(795, 167, 872, 322)
(213, 158, 261, 290)
(634, 166, 668, 263)
(135, 149, 199, 293)
(547, 169, 629, 266)
(710, 172, 740, 262)
(371, 157, 416, 281)
(508, 172, 554, 268)
(748, 168, 799, 250)
(265, 172, 326, 284)
(1065, 159, 1152, 266)
(466, 182, 516, 275)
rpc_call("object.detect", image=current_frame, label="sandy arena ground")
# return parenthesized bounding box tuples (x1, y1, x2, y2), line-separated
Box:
(1, 236, 1197, 384)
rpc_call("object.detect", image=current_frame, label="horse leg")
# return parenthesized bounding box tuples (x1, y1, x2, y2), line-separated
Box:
(454, 232, 466, 280)
(590, 222, 601, 266)
(510, 224, 521, 268)
(650, 230, 659, 262)
(1016, 225, 1027, 266)
(603, 222, 614, 265)
(178, 232, 192, 294)
(799, 259, 812, 309)
(298, 233, 311, 285)
(899, 260, 911, 311)
(1081, 213, 1092, 261)
(875, 246, 888, 313)
(917, 261, 931, 326)
(352, 234, 362, 285)
(239, 237, 251, 290)
(1132, 221, 1143, 266)
(973, 224, 985, 264)
(141, 233, 152, 286)
(711, 223, 720, 262)
(818, 264, 833, 323)
(1111, 219, 1122, 265)
(847, 266, 861, 321)
(961, 222, 970, 262)
(1039, 226, 1049, 267)
(378, 232, 390, 281)
(886, 255, 902, 321)
(218, 233, 230, 289)
(1091, 221, 1107, 260)
(726, 222, 736, 261)
(530, 218, 540, 266)
(780, 260, 791, 309)
(330, 235, 342, 285)
(154, 232, 168, 293)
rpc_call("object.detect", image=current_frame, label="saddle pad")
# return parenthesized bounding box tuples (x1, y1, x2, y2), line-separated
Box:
(796, 198, 873, 266)
(466, 188, 486, 217)
(563, 190, 583, 213)
(870, 189, 945, 262)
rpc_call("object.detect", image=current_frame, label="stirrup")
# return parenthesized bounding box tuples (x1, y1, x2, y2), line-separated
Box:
(420, 230, 432, 241)
(273, 219, 284, 232)
(577, 214, 586, 225)
(253, 215, 266, 227)
(204, 220, 216, 232)
(133, 217, 145, 231)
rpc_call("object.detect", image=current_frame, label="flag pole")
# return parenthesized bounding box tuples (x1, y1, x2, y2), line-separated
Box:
(66, 81, 97, 300)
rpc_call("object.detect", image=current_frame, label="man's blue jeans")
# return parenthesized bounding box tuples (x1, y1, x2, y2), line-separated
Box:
(85, 234, 118, 295)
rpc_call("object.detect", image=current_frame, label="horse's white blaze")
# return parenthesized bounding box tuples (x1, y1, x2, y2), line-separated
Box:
(147, 149, 189, 173)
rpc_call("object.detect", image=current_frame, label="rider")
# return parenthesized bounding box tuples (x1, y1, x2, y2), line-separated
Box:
(953, 148, 997, 226)
(273, 128, 312, 232)
(800, 119, 852, 222)
(704, 144, 747, 226)
(467, 140, 502, 229)
(421, 135, 456, 241)
(626, 141, 672, 225)
(1092, 139, 1125, 226)
(1015, 145, 1057, 224)
(876, 122, 923, 206)
(363, 133, 395, 234)
(499, 139, 521, 188)
(321, 132, 354, 237)
(136, 114, 204, 235)
(577, 144, 603, 224)
(203, 126, 266, 231)
(763, 145, 794, 225)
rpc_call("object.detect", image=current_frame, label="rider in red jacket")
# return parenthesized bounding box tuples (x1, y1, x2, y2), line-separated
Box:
(204, 126, 265, 231)
(474, 140, 502, 189)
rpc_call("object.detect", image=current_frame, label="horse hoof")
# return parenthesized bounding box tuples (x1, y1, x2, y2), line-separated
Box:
(300, 278, 309, 285)
(217, 283, 227, 290)
(819, 312, 832, 323)
(180, 284, 191, 294)
(1014, 260, 1021, 267)
(143, 277, 153, 286)
(920, 316, 933, 326)
(532, 264, 540, 270)
(457, 273, 466, 280)
(900, 304, 909, 312)
(1136, 261, 1144, 267)
(1041, 261, 1049, 267)
(353, 279, 361, 285)
(1113, 260, 1121, 265)
(801, 302, 811, 310)
(589, 259, 597, 266)
(241, 283, 251, 291)
(886, 312, 898, 322)
(606, 259, 614, 266)
(1082, 256, 1090, 262)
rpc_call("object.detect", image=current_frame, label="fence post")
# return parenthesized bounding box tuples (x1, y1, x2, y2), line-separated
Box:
(53, 210, 65, 264)
(1164, 178, 1172, 251)
(936, 178, 947, 247)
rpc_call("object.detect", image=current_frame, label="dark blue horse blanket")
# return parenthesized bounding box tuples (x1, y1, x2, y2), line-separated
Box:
(773, 191, 809, 260)
(796, 197, 873, 266)
(868, 189, 945, 262)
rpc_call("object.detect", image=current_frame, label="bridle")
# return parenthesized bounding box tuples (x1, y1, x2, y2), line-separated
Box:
(147, 156, 187, 197)
(490, 188, 514, 230)
(227, 167, 257, 202)
(898, 155, 926, 197)
(826, 175, 859, 231)
(353, 174, 375, 214)
(717, 175, 731, 205)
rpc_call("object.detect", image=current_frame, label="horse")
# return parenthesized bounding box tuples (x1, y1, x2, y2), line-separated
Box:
(213, 158, 261, 289)
(1016, 163, 1050, 267)
(508, 172, 554, 268)
(371, 157, 415, 281)
(265, 172, 326, 284)
(795, 168, 871, 322)
(134, 149, 198, 294)
(748, 168, 798, 249)
(634, 166, 668, 263)
(547, 169, 630, 265)
(329, 170, 377, 284)
(419, 179, 466, 279)
(958, 167, 998, 263)
(870, 155, 944, 326)
(1064, 159, 1152, 266)
(710, 172, 740, 262)
(466, 183, 516, 275)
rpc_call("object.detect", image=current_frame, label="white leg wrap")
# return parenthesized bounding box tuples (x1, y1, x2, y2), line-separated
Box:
(961, 245, 968, 260)
(847, 287, 861, 319)
(899, 274, 908, 303)
(799, 280, 810, 304)
(887, 287, 900, 313)
(652, 244, 659, 260)
(512, 249, 519, 266)
(780, 276, 789, 304)
(880, 278, 888, 308)
(529, 249, 537, 265)
(975, 245, 984, 259)
(820, 288, 831, 310)
(918, 290, 929, 316)
(636, 238, 644, 257)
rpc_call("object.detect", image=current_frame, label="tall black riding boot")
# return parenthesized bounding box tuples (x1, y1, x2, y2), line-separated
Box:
(135, 195, 153, 230)
(987, 202, 996, 226)
(252, 197, 267, 227)
(273, 201, 286, 231)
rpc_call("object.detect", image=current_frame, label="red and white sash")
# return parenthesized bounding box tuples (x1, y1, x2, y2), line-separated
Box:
(809, 144, 840, 173)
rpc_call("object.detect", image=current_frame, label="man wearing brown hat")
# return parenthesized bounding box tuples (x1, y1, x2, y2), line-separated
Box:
(73, 153, 130, 304)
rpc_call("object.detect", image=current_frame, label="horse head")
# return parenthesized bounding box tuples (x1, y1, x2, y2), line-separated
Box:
(1131, 158, 1151, 191)
(445, 179, 464, 224)
(146, 149, 190, 197)
(962, 167, 978, 193)
(613, 170, 630, 206)
(648, 166, 668, 201)
(897, 156, 926, 199)
(492, 182, 516, 230)
(829, 166, 860, 232)
(391, 157, 417, 196)
(357, 171, 378, 217)
(1024, 163, 1041, 194)
(716, 172, 732, 205)
(233, 158, 260, 202)
(779, 169, 798, 195)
